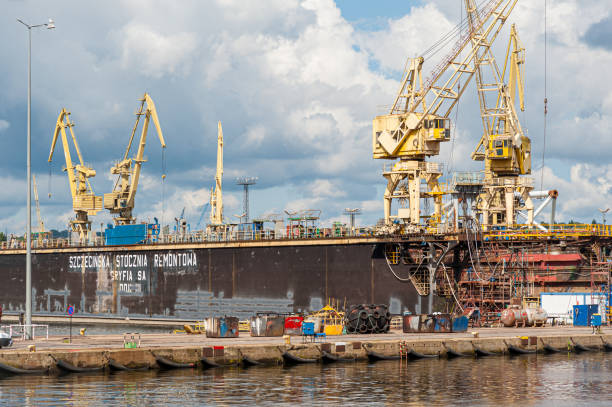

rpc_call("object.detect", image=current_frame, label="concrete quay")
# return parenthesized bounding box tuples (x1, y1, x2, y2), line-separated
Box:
(0, 326, 610, 373)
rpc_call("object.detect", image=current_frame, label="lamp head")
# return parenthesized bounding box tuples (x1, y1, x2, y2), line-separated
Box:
(46, 19, 55, 29)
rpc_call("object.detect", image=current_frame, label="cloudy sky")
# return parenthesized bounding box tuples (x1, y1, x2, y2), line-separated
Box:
(0, 0, 610, 233)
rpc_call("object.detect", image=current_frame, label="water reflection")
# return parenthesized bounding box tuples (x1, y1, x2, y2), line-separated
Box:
(0, 353, 611, 406)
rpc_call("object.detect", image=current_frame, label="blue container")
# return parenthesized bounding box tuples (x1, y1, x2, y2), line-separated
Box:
(451, 316, 469, 332)
(573, 304, 598, 326)
(105, 223, 159, 245)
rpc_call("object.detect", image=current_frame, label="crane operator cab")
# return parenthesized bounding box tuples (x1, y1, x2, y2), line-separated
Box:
(424, 118, 450, 141)
(487, 135, 512, 159)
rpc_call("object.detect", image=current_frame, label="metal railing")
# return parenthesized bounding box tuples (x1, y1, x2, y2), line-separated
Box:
(0, 227, 376, 250)
(2, 222, 612, 250)
(382, 161, 443, 174)
(483, 223, 612, 240)
(452, 171, 485, 186)
(1, 324, 49, 340)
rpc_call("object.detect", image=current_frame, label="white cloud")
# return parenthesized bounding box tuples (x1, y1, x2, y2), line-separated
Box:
(0, 120, 9, 132)
(356, 4, 455, 73)
(0, 0, 610, 232)
(119, 23, 197, 78)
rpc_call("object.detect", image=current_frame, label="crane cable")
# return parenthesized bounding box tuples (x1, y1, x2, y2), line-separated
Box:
(447, 1, 464, 176)
(540, 0, 548, 190)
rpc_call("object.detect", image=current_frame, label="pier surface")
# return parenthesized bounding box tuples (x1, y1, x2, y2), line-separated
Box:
(0, 326, 610, 373)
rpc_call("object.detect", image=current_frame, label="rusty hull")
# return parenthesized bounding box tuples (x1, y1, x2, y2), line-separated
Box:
(0, 241, 425, 320)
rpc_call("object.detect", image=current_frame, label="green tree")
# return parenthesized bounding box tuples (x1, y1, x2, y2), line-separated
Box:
(0, 232, 5, 242)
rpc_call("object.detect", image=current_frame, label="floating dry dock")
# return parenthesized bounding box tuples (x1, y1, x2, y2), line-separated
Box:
(0, 327, 610, 374)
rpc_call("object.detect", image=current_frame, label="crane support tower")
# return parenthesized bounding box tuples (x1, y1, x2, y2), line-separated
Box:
(104, 93, 166, 225)
(466, 8, 535, 229)
(209, 121, 224, 225)
(373, 0, 520, 229)
(49, 108, 102, 241)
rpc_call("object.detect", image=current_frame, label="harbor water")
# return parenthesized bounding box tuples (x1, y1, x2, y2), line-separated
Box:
(0, 352, 610, 406)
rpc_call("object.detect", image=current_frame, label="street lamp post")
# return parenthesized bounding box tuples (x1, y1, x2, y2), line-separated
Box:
(16, 18, 55, 340)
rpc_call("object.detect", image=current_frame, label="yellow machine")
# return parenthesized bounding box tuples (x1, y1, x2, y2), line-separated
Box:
(32, 174, 49, 242)
(48, 109, 102, 241)
(466, 7, 534, 228)
(104, 93, 166, 224)
(209, 121, 224, 226)
(373, 0, 520, 228)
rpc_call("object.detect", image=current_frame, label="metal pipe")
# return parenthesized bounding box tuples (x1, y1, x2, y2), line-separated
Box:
(533, 195, 552, 218)
(529, 190, 550, 199)
(550, 197, 556, 225)
(517, 211, 547, 231)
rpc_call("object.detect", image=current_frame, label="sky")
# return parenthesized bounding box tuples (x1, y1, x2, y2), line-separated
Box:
(0, 0, 611, 234)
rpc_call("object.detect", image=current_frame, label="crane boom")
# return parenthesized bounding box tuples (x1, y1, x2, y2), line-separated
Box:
(373, 0, 519, 226)
(104, 93, 166, 224)
(48, 109, 102, 241)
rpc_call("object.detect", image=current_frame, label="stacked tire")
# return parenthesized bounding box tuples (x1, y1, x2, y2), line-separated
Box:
(344, 304, 391, 334)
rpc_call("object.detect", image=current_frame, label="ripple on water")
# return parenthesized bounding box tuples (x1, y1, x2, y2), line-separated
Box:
(0, 353, 611, 406)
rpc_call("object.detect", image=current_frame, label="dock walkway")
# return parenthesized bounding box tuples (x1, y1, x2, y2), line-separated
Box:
(0, 326, 610, 373)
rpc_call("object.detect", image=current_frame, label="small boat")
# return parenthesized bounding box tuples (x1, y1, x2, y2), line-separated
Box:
(57, 359, 104, 373)
(155, 356, 195, 369)
(366, 350, 400, 362)
(282, 351, 319, 365)
(0, 362, 46, 375)
(507, 345, 536, 355)
(321, 351, 355, 363)
(473, 346, 499, 357)
(444, 348, 469, 358)
(542, 344, 563, 354)
(405, 349, 438, 360)
(108, 359, 149, 372)
(241, 356, 262, 367)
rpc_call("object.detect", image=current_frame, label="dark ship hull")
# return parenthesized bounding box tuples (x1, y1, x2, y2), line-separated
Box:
(0, 238, 425, 319)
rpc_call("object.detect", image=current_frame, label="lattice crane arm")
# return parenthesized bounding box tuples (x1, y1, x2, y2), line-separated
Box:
(127, 93, 166, 208)
(48, 109, 98, 202)
(467, 6, 530, 177)
(503, 24, 525, 112)
(374, 0, 520, 160)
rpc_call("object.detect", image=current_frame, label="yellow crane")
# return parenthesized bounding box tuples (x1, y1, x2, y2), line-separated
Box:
(104, 93, 166, 224)
(466, 3, 533, 228)
(372, 0, 520, 228)
(32, 174, 45, 239)
(209, 121, 224, 226)
(48, 109, 102, 241)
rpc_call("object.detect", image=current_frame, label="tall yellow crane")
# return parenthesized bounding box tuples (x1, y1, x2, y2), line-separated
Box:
(32, 174, 45, 237)
(104, 93, 166, 225)
(466, 2, 533, 228)
(209, 121, 224, 226)
(49, 109, 102, 240)
(373, 0, 520, 228)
